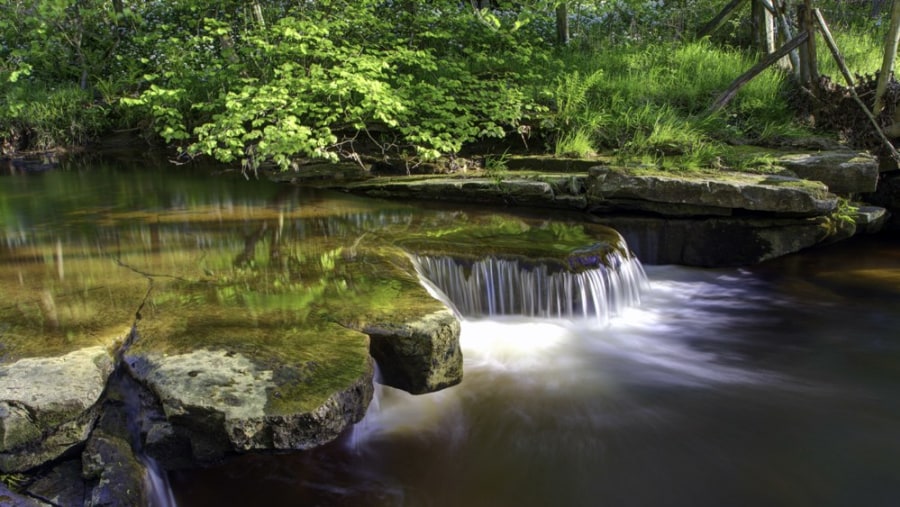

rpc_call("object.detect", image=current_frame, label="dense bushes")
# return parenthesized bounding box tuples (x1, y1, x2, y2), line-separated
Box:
(0, 1, 891, 170)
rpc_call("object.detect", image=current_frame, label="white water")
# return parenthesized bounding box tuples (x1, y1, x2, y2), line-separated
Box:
(143, 455, 179, 507)
(410, 250, 648, 324)
(171, 254, 900, 507)
(350, 266, 782, 448)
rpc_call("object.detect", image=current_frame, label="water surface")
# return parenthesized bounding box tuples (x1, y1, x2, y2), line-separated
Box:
(3, 157, 899, 507)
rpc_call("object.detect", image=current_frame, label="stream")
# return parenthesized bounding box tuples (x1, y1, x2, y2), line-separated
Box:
(2, 156, 899, 506)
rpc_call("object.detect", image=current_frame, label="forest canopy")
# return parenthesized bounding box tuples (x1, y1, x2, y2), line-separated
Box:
(0, 1, 893, 172)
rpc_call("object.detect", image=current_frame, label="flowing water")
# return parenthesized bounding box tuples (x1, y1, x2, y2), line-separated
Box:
(171, 234, 900, 507)
(410, 252, 647, 323)
(2, 157, 900, 506)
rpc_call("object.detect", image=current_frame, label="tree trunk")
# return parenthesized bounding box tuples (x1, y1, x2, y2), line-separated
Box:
(556, 3, 569, 45)
(752, 1, 776, 54)
(874, 0, 900, 114)
(814, 8, 900, 160)
(797, 1, 819, 88)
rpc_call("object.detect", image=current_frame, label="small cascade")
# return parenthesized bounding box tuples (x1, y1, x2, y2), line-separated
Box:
(346, 365, 384, 452)
(143, 455, 179, 507)
(411, 249, 648, 324)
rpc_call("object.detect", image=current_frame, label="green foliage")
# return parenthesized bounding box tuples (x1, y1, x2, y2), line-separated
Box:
(1, 83, 106, 151)
(107, 2, 543, 172)
(0, 0, 883, 172)
(0, 472, 27, 492)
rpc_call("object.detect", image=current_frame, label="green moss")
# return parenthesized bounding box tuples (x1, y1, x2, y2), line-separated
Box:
(396, 217, 624, 266)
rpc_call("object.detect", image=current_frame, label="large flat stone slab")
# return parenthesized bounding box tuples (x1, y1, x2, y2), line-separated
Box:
(777, 151, 879, 194)
(596, 214, 854, 266)
(348, 177, 559, 207)
(0, 347, 115, 472)
(587, 167, 838, 217)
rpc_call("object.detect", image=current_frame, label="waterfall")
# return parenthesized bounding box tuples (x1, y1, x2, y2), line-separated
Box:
(410, 249, 648, 324)
(143, 455, 178, 507)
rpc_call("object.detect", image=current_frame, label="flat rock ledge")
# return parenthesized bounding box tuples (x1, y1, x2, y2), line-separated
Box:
(587, 167, 837, 217)
(0, 346, 115, 472)
(326, 166, 840, 218)
(776, 151, 879, 194)
(305, 164, 879, 266)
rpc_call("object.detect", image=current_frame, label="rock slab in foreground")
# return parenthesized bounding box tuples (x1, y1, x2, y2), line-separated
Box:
(127, 347, 374, 464)
(0, 346, 115, 472)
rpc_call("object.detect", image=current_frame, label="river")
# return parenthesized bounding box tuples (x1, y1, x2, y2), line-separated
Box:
(3, 156, 899, 506)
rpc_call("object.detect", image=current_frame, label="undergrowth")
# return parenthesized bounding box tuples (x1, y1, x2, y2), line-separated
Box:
(0, 0, 890, 172)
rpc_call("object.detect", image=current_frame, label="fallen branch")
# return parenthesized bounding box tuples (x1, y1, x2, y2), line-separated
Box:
(697, 0, 748, 38)
(814, 8, 900, 162)
(707, 31, 808, 113)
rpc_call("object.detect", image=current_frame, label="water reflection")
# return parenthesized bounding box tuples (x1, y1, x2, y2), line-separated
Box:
(4, 159, 900, 506)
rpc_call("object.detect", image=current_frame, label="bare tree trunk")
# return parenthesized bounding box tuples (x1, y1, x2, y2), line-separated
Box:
(752, 1, 776, 54)
(697, 0, 749, 38)
(772, 0, 801, 75)
(874, 0, 900, 114)
(556, 2, 569, 45)
(797, 1, 818, 88)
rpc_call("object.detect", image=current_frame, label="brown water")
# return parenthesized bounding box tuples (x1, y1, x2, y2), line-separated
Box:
(3, 157, 900, 507)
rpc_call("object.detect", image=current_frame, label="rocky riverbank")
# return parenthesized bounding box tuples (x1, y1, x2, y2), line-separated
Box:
(276, 149, 892, 266)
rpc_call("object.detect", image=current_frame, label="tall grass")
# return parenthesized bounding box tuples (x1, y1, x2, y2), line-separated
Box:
(816, 23, 886, 78)
(1, 83, 107, 152)
(546, 38, 808, 168)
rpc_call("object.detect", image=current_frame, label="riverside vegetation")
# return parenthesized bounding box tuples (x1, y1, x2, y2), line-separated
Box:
(0, 0, 895, 174)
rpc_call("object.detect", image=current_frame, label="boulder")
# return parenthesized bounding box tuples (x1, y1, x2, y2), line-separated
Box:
(25, 460, 85, 507)
(863, 172, 900, 230)
(82, 432, 148, 507)
(0, 483, 50, 506)
(587, 167, 838, 217)
(365, 310, 462, 394)
(326, 249, 465, 394)
(0, 347, 115, 472)
(777, 151, 879, 194)
(23, 459, 87, 507)
(126, 334, 374, 463)
(853, 206, 889, 234)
